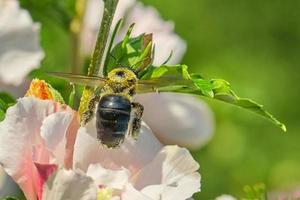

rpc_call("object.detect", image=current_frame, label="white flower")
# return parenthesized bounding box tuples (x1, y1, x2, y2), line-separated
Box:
(42, 168, 97, 200)
(116, 2, 186, 65)
(0, 97, 79, 200)
(82, 0, 215, 149)
(136, 93, 215, 149)
(0, 1, 44, 195)
(0, 96, 201, 199)
(82, 0, 186, 65)
(215, 194, 237, 200)
(72, 119, 201, 200)
(0, 0, 44, 87)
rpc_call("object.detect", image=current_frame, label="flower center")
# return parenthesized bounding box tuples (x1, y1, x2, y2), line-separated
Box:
(97, 188, 113, 200)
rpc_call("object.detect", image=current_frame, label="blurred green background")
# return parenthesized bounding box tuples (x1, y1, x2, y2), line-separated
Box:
(18, 0, 300, 199)
(141, 0, 300, 199)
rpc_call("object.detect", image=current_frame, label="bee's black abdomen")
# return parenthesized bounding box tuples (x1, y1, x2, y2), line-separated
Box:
(96, 95, 131, 148)
(99, 95, 131, 111)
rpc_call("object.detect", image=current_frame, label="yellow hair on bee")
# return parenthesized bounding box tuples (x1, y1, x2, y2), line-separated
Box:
(102, 68, 138, 100)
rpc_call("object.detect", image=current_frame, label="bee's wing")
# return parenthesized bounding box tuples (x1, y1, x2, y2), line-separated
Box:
(48, 72, 107, 87)
(136, 76, 195, 93)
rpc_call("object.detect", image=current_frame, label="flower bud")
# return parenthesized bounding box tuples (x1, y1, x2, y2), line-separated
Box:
(25, 79, 65, 104)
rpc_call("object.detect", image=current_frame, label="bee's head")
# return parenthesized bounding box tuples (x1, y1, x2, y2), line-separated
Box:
(107, 68, 137, 85)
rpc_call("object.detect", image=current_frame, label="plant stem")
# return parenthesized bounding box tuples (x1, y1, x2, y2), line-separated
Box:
(79, 0, 119, 115)
(87, 0, 119, 76)
(70, 0, 87, 73)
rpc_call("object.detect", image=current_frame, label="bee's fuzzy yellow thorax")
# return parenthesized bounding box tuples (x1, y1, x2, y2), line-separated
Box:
(107, 68, 137, 84)
(103, 68, 138, 99)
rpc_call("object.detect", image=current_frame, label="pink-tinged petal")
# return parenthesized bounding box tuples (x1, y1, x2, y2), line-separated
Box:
(130, 145, 200, 200)
(0, 97, 77, 199)
(42, 168, 97, 200)
(136, 93, 215, 149)
(0, 0, 44, 86)
(41, 112, 73, 152)
(74, 121, 162, 174)
(40, 111, 79, 169)
(63, 113, 80, 169)
(86, 164, 129, 189)
(34, 163, 57, 199)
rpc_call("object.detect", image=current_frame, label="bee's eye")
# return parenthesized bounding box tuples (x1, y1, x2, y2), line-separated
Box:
(116, 71, 125, 77)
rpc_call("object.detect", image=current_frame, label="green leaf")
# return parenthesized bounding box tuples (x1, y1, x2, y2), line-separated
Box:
(68, 84, 76, 109)
(0, 99, 8, 111)
(0, 92, 16, 112)
(104, 26, 153, 76)
(1, 196, 20, 200)
(242, 183, 267, 200)
(0, 92, 16, 105)
(0, 93, 15, 122)
(141, 65, 190, 79)
(211, 79, 286, 132)
(191, 74, 214, 98)
(141, 65, 286, 132)
(20, 0, 73, 28)
(140, 65, 214, 98)
(0, 109, 5, 122)
(47, 82, 65, 104)
(103, 18, 124, 72)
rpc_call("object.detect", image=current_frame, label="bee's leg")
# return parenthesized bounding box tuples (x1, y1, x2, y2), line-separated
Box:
(80, 94, 101, 126)
(128, 102, 144, 140)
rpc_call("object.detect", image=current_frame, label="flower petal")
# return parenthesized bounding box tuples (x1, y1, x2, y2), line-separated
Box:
(130, 145, 201, 200)
(41, 112, 73, 151)
(74, 121, 162, 174)
(136, 93, 215, 149)
(34, 163, 57, 199)
(86, 164, 129, 190)
(0, 0, 44, 86)
(0, 97, 77, 199)
(42, 168, 97, 200)
(215, 195, 237, 200)
(40, 111, 79, 168)
(122, 184, 153, 200)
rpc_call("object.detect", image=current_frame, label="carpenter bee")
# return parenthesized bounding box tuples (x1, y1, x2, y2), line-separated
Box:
(49, 67, 186, 148)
